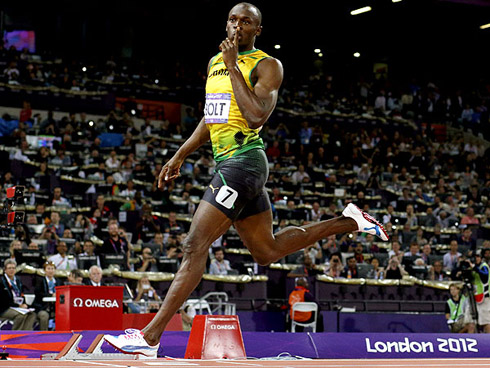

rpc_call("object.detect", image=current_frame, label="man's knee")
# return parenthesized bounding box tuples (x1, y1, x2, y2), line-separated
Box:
(251, 247, 280, 266)
(38, 310, 49, 322)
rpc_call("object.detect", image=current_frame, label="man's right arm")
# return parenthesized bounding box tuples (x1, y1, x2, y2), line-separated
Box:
(158, 59, 213, 189)
(158, 117, 210, 189)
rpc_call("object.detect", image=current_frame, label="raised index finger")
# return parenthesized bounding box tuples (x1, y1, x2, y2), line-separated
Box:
(234, 26, 240, 46)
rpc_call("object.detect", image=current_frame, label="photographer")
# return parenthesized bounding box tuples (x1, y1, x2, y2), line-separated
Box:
(461, 252, 490, 333)
(135, 247, 158, 272)
(446, 283, 469, 333)
(99, 223, 131, 270)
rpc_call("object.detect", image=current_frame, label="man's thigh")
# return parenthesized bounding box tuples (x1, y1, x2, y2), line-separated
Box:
(0, 308, 22, 320)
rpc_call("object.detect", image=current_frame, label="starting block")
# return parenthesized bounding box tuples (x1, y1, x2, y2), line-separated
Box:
(41, 333, 138, 360)
(185, 315, 246, 359)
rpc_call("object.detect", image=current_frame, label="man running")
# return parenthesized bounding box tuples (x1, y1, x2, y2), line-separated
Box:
(105, 2, 388, 357)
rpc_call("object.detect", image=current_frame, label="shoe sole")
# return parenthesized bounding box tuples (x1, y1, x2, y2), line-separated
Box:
(350, 203, 389, 241)
(104, 336, 157, 358)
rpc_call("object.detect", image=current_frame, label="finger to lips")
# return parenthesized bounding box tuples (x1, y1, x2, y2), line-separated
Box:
(234, 26, 240, 45)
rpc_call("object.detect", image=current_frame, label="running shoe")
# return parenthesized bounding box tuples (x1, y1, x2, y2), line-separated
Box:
(104, 329, 159, 358)
(342, 203, 389, 241)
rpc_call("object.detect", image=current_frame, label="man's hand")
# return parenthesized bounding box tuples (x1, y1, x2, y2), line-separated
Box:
(220, 26, 240, 69)
(158, 156, 184, 189)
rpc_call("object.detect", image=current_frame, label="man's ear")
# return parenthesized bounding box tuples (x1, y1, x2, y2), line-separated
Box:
(256, 25, 263, 37)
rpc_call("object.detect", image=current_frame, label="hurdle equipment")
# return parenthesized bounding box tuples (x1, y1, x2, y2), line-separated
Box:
(41, 333, 139, 360)
(185, 315, 246, 359)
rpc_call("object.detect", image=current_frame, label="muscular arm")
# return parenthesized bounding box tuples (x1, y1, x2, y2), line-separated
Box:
(158, 59, 213, 188)
(228, 58, 283, 129)
(173, 118, 209, 162)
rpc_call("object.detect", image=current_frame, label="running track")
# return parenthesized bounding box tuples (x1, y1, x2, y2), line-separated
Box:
(4, 358, 490, 368)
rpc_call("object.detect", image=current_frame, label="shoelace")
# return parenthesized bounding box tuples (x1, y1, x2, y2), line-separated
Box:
(122, 328, 143, 340)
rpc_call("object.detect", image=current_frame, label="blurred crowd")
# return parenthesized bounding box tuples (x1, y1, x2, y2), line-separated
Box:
(0, 40, 489, 315)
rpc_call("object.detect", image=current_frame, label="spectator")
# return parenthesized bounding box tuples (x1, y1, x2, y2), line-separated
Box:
(443, 240, 461, 272)
(77, 239, 101, 268)
(404, 242, 421, 258)
(47, 211, 65, 238)
(134, 276, 161, 313)
(48, 241, 77, 271)
(325, 253, 343, 278)
(66, 269, 84, 285)
(461, 207, 480, 225)
(410, 227, 428, 247)
(85, 265, 104, 286)
(136, 247, 158, 272)
(341, 256, 359, 279)
(105, 150, 121, 169)
(458, 228, 476, 255)
(163, 211, 185, 234)
(367, 257, 384, 280)
(148, 232, 165, 256)
(135, 207, 161, 243)
(388, 240, 404, 263)
(421, 207, 438, 227)
(429, 260, 447, 281)
(353, 242, 365, 264)
(209, 247, 233, 275)
(33, 261, 60, 330)
(289, 254, 324, 278)
(385, 256, 405, 279)
(99, 223, 131, 270)
(420, 243, 432, 264)
(0, 259, 37, 330)
(291, 164, 310, 185)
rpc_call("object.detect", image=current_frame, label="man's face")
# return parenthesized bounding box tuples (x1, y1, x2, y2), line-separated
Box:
(226, 4, 261, 47)
(215, 250, 224, 262)
(83, 241, 95, 254)
(109, 224, 119, 237)
(54, 188, 61, 199)
(90, 268, 102, 283)
(155, 233, 164, 244)
(57, 242, 67, 255)
(51, 212, 60, 223)
(348, 258, 357, 268)
(410, 245, 419, 255)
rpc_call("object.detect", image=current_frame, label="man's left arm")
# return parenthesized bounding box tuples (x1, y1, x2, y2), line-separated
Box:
(228, 58, 283, 129)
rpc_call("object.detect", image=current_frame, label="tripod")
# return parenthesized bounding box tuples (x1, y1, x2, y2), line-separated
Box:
(462, 279, 479, 328)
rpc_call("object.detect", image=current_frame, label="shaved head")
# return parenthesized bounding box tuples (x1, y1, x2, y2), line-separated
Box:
(231, 2, 262, 25)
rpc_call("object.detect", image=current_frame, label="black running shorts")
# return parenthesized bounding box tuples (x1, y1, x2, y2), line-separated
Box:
(202, 149, 271, 221)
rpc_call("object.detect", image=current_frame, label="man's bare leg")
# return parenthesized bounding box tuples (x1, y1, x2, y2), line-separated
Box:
(141, 201, 232, 345)
(234, 207, 381, 266)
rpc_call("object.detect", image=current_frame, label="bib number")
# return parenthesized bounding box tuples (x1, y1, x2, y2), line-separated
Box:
(204, 93, 231, 124)
(216, 185, 238, 209)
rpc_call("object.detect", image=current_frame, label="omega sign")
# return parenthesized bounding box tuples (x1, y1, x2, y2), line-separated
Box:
(210, 324, 236, 330)
(73, 297, 119, 308)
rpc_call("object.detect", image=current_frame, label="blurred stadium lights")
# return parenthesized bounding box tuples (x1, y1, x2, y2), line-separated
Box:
(350, 6, 372, 15)
(392, 0, 403, 2)
(274, 44, 281, 49)
(480, 23, 490, 29)
(353, 52, 361, 58)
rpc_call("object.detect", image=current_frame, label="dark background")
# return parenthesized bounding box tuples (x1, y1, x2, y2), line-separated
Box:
(1, 0, 490, 86)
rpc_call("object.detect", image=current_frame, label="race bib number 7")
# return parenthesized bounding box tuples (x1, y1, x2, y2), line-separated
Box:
(216, 185, 238, 209)
(204, 93, 231, 124)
